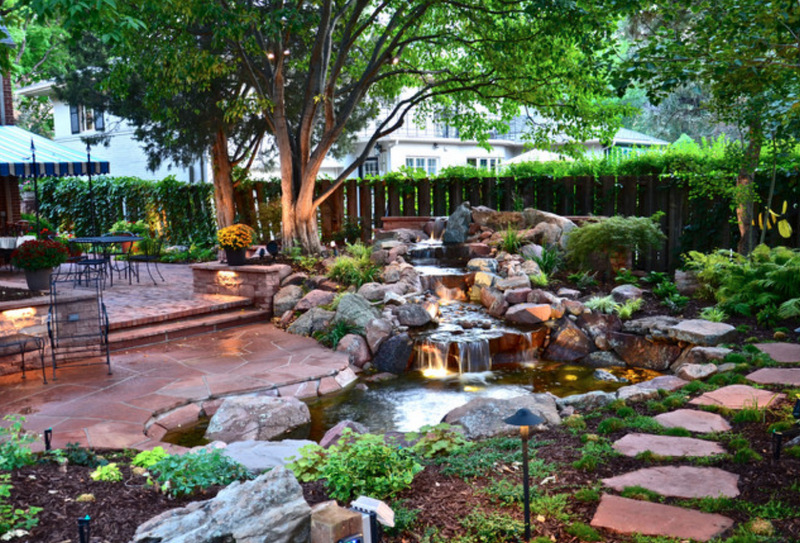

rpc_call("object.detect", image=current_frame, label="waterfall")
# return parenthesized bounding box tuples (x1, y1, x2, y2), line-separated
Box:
(456, 339, 492, 373)
(415, 337, 493, 376)
(416, 339, 450, 377)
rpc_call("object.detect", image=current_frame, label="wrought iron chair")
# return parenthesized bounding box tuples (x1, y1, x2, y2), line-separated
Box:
(47, 271, 111, 380)
(129, 237, 164, 285)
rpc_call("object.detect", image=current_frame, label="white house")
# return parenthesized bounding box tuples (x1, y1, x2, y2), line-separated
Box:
(16, 80, 207, 183)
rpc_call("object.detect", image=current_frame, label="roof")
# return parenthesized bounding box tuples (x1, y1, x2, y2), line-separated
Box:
(15, 80, 55, 98)
(505, 148, 565, 164)
(0, 126, 110, 177)
(613, 128, 669, 146)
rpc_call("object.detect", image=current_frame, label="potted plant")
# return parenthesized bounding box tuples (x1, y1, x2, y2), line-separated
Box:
(110, 219, 151, 252)
(217, 224, 255, 266)
(566, 213, 666, 275)
(11, 239, 69, 291)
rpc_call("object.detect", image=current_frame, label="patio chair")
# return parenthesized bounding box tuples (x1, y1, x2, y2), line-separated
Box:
(47, 271, 111, 380)
(129, 237, 164, 286)
(0, 333, 46, 383)
(103, 231, 135, 283)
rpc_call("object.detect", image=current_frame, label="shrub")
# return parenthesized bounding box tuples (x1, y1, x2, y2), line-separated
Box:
(614, 268, 639, 286)
(530, 245, 563, 275)
(150, 449, 253, 497)
(699, 306, 729, 322)
(407, 424, 471, 458)
(10, 239, 69, 270)
(0, 416, 35, 471)
(326, 255, 380, 287)
(62, 442, 104, 468)
(132, 447, 169, 469)
(90, 463, 123, 482)
(566, 522, 603, 541)
(566, 214, 666, 268)
(0, 474, 41, 534)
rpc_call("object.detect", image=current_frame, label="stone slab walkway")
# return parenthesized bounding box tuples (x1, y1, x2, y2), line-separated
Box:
(754, 342, 800, 364)
(601, 466, 739, 498)
(747, 367, 800, 387)
(591, 494, 734, 541)
(688, 384, 785, 409)
(654, 409, 731, 433)
(613, 433, 725, 458)
(0, 323, 352, 452)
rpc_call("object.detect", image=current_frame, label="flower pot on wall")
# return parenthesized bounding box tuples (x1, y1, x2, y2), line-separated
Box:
(224, 248, 247, 266)
(24, 267, 54, 291)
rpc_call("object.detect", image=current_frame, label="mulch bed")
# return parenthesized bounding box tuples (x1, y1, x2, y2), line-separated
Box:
(0, 286, 41, 303)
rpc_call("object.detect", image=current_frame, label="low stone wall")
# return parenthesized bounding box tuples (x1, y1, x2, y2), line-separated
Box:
(191, 262, 292, 316)
(0, 291, 96, 376)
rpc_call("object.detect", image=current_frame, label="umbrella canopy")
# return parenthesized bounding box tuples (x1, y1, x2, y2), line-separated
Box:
(0, 126, 110, 177)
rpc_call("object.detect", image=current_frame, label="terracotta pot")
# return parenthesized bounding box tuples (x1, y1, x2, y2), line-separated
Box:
(24, 267, 53, 291)
(224, 248, 247, 266)
(608, 249, 633, 272)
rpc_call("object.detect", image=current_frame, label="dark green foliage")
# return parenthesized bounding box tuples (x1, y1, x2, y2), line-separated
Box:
(573, 486, 601, 502)
(566, 522, 603, 542)
(0, 416, 35, 471)
(149, 449, 253, 497)
(407, 424, 471, 458)
(326, 255, 380, 287)
(620, 485, 662, 502)
(615, 268, 640, 286)
(0, 474, 42, 535)
(62, 442, 106, 468)
(566, 214, 666, 268)
(385, 503, 420, 536)
(531, 245, 563, 275)
(313, 321, 363, 349)
(477, 478, 526, 506)
(662, 427, 692, 437)
(596, 417, 626, 434)
(437, 437, 550, 479)
(500, 225, 523, 254)
(460, 511, 523, 542)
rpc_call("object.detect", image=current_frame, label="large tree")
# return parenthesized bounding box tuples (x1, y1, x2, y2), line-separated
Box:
(29, 0, 630, 252)
(626, 0, 800, 253)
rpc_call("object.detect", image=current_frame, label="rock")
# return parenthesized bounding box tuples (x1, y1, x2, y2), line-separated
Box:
(131, 468, 310, 543)
(372, 333, 414, 374)
(556, 288, 581, 300)
(676, 363, 718, 381)
(519, 243, 543, 260)
(654, 409, 732, 434)
(504, 303, 552, 325)
(683, 346, 733, 364)
(294, 289, 336, 312)
(616, 376, 689, 402)
(519, 259, 542, 276)
(667, 320, 737, 346)
(396, 303, 433, 327)
(319, 420, 369, 448)
(278, 310, 294, 328)
(336, 334, 372, 367)
(583, 351, 626, 368)
(333, 294, 380, 329)
(467, 242, 492, 257)
(602, 466, 739, 499)
(623, 316, 681, 338)
(613, 433, 725, 458)
(365, 318, 393, 353)
(530, 222, 562, 247)
(383, 291, 406, 305)
(273, 285, 304, 316)
(387, 244, 408, 262)
(594, 369, 624, 382)
(473, 271, 499, 289)
(287, 308, 335, 336)
(542, 319, 595, 362)
(522, 209, 578, 237)
(594, 335, 611, 351)
(557, 390, 616, 410)
(611, 284, 643, 303)
(281, 272, 309, 287)
(674, 269, 701, 296)
(688, 384, 785, 409)
(504, 287, 532, 305)
(576, 313, 622, 340)
(442, 394, 560, 439)
(466, 258, 499, 273)
(381, 263, 402, 283)
(370, 249, 388, 266)
(471, 207, 525, 229)
(357, 282, 387, 302)
(205, 396, 311, 443)
(527, 288, 559, 304)
(222, 440, 315, 473)
(608, 332, 682, 370)
(443, 202, 472, 244)
(496, 275, 531, 291)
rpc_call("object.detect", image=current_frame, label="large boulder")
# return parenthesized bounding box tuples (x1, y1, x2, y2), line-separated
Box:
(542, 319, 595, 362)
(365, 318, 393, 353)
(623, 316, 681, 339)
(273, 285, 304, 316)
(205, 396, 311, 443)
(294, 289, 336, 312)
(372, 333, 414, 374)
(336, 334, 372, 368)
(466, 258, 499, 273)
(357, 282, 387, 302)
(471, 207, 525, 230)
(396, 303, 433, 327)
(611, 284, 643, 303)
(496, 275, 532, 291)
(319, 420, 369, 448)
(222, 439, 315, 473)
(667, 320, 737, 346)
(443, 202, 472, 244)
(576, 312, 623, 340)
(504, 303, 552, 325)
(333, 293, 380, 329)
(287, 308, 335, 336)
(608, 332, 682, 370)
(442, 394, 561, 440)
(131, 467, 310, 543)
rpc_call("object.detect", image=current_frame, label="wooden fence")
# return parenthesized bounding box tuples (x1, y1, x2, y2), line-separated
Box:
(236, 174, 800, 271)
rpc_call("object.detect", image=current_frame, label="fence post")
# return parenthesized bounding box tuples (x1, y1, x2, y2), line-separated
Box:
(346, 179, 358, 226)
(483, 178, 496, 209)
(403, 181, 415, 216)
(359, 180, 372, 242)
(450, 178, 463, 212)
(419, 178, 431, 217)
(388, 182, 400, 216)
(433, 180, 447, 216)
(374, 180, 386, 228)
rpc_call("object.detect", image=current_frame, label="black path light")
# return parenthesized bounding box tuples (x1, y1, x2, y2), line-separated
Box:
(504, 408, 544, 541)
(86, 143, 98, 237)
(772, 396, 800, 461)
(77, 515, 91, 543)
(43, 428, 52, 451)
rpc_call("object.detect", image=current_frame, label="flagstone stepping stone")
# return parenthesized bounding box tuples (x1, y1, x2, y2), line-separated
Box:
(613, 433, 725, 458)
(754, 342, 800, 364)
(667, 319, 736, 346)
(688, 384, 786, 409)
(591, 494, 734, 541)
(747, 367, 800, 387)
(601, 466, 740, 498)
(654, 409, 731, 433)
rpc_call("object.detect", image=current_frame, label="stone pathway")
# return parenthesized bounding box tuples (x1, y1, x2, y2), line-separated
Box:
(654, 408, 731, 433)
(747, 367, 800, 387)
(688, 384, 785, 409)
(754, 342, 800, 364)
(601, 466, 740, 498)
(612, 433, 725, 458)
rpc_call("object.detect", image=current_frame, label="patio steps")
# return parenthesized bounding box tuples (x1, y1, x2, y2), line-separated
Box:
(108, 303, 270, 351)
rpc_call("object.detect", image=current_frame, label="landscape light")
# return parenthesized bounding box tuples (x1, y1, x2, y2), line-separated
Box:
(78, 516, 91, 543)
(44, 428, 52, 451)
(267, 52, 275, 60)
(504, 408, 544, 541)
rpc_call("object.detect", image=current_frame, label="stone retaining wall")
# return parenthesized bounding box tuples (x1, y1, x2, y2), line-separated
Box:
(191, 263, 292, 316)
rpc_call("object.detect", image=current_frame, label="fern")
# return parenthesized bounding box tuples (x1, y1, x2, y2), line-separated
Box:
(778, 298, 800, 319)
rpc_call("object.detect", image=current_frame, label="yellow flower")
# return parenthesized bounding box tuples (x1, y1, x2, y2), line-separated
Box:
(217, 224, 255, 250)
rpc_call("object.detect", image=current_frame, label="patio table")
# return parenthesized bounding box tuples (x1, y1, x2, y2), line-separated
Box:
(70, 235, 143, 287)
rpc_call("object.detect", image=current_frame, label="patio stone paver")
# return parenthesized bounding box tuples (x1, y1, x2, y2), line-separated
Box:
(754, 342, 800, 364)
(653, 409, 732, 433)
(591, 494, 734, 541)
(601, 466, 739, 498)
(746, 367, 800, 387)
(613, 433, 726, 458)
(688, 384, 785, 409)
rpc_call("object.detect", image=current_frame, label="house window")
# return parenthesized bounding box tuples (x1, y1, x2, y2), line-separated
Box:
(363, 157, 379, 177)
(467, 157, 502, 171)
(69, 105, 103, 134)
(405, 157, 438, 175)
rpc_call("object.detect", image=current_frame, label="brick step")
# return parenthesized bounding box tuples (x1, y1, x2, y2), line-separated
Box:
(109, 307, 270, 351)
(107, 296, 253, 332)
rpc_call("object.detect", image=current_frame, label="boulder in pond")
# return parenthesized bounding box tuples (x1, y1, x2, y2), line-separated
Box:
(396, 303, 433, 327)
(442, 394, 560, 439)
(443, 202, 472, 244)
(365, 318, 393, 353)
(372, 333, 414, 374)
(131, 467, 310, 543)
(222, 439, 315, 473)
(608, 332, 682, 371)
(336, 334, 372, 367)
(205, 395, 311, 443)
(542, 319, 595, 362)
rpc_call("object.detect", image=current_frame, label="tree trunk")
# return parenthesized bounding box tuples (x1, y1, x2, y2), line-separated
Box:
(736, 123, 763, 255)
(211, 129, 235, 228)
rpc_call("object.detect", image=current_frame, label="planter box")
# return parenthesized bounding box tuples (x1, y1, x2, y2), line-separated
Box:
(191, 262, 293, 316)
